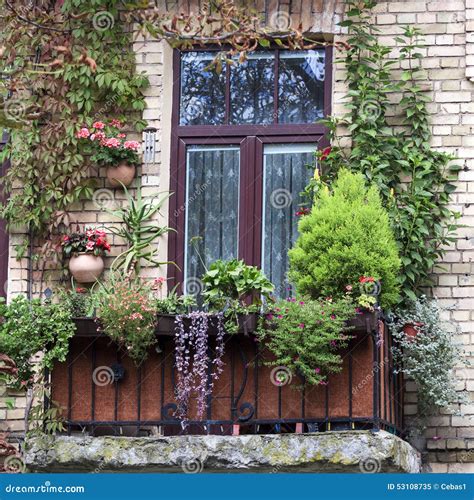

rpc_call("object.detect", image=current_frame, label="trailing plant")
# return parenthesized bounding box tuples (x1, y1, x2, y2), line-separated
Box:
(76, 119, 141, 166)
(389, 297, 468, 416)
(174, 311, 225, 419)
(61, 226, 111, 257)
(316, 0, 460, 304)
(257, 296, 355, 386)
(0, 0, 149, 243)
(0, 296, 76, 387)
(95, 273, 156, 365)
(106, 184, 173, 274)
(289, 169, 401, 309)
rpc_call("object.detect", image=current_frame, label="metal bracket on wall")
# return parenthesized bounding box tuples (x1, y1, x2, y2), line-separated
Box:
(143, 128, 157, 164)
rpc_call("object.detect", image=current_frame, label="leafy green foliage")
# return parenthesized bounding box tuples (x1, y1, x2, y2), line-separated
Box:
(390, 297, 468, 416)
(155, 285, 196, 315)
(0, 296, 76, 387)
(202, 259, 274, 309)
(95, 274, 156, 365)
(318, 0, 460, 304)
(289, 169, 401, 309)
(0, 0, 148, 241)
(106, 184, 174, 274)
(257, 296, 355, 386)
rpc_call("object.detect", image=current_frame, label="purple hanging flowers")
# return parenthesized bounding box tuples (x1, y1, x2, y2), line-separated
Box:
(174, 312, 226, 420)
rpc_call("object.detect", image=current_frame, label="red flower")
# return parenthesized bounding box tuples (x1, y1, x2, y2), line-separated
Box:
(359, 276, 375, 283)
(295, 207, 310, 217)
(320, 147, 331, 161)
(76, 287, 87, 293)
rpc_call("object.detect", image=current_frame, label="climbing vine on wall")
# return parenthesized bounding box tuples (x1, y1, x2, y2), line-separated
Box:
(0, 0, 148, 245)
(316, 0, 461, 304)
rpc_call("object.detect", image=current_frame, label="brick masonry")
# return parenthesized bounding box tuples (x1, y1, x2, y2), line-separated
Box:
(2, 0, 474, 472)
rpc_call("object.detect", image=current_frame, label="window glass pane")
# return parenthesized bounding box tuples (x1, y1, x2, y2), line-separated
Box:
(278, 50, 325, 124)
(185, 146, 240, 291)
(180, 52, 226, 125)
(262, 144, 315, 297)
(230, 52, 275, 125)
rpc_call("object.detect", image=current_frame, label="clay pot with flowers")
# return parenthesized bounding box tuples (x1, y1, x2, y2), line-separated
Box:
(62, 227, 111, 283)
(76, 119, 141, 188)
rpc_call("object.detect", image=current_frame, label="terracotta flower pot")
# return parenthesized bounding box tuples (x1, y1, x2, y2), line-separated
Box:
(106, 162, 136, 188)
(403, 322, 424, 340)
(69, 254, 104, 284)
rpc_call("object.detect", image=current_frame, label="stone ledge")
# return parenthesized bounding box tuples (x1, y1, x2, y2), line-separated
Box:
(25, 430, 421, 473)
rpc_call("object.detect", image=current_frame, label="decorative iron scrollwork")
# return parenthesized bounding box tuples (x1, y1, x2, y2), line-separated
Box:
(237, 402, 255, 422)
(161, 403, 178, 421)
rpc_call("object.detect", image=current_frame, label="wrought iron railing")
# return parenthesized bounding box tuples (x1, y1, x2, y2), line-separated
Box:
(49, 311, 403, 437)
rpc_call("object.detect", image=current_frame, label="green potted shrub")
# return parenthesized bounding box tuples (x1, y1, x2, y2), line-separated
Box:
(201, 259, 274, 333)
(289, 169, 401, 311)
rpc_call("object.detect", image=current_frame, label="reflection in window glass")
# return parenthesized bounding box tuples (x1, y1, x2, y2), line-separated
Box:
(180, 52, 226, 125)
(278, 50, 325, 124)
(230, 52, 275, 125)
(185, 146, 240, 292)
(262, 144, 315, 297)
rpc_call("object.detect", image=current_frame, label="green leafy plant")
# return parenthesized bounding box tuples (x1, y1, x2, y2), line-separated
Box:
(202, 259, 274, 309)
(56, 287, 95, 318)
(318, 1, 460, 304)
(0, 296, 76, 387)
(201, 259, 274, 334)
(76, 119, 141, 166)
(257, 296, 355, 386)
(390, 297, 468, 416)
(106, 184, 174, 274)
(290, 169, 401, 310)
(155, 285, 196, 315)
(95, 273, 157, 365)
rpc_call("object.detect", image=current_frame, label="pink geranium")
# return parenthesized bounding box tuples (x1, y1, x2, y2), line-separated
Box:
(124, 140, 141, 151)
(104, 138, 121, 148)
(93, 121, 105, 129)
(76, 127, 90, 139)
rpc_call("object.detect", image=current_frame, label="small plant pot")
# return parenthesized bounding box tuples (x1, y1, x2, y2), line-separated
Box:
(69, 254, 105, 284)
(403, 322, 424, 340)
(106, 162, 136, 188)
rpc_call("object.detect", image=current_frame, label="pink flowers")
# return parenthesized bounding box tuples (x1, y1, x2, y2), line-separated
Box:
(76, 127, 90, 139)
(130, 312, 144, 321)
(92, 121, 105, 129)
(103, 137, 121, 149)
(124, 140, 140, 151)
(110, 119, 123, 128)
(298, 323, 305, 329)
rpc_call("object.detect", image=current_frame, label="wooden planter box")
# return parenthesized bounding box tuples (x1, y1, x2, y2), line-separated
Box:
(50, 310, 402, 437)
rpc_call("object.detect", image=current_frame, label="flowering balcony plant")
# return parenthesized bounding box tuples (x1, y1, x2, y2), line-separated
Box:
(76, 119, 141, 187)
(62, 227, 111, 283)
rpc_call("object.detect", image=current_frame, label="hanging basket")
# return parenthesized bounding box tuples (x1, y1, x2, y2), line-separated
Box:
(69, 254, 105, 284)
(106, 161, 136, 188)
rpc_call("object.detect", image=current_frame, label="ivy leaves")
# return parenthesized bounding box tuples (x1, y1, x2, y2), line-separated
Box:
(321, 1, 460, 306)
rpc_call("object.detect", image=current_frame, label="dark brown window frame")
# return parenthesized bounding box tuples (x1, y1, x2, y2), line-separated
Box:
(168, 47, 333, 290)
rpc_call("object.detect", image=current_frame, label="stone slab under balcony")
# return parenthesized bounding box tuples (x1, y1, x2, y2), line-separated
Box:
(25, 430, 421, 473)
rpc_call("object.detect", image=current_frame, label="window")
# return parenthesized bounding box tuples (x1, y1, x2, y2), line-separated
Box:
(169, 47, 332, 296)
